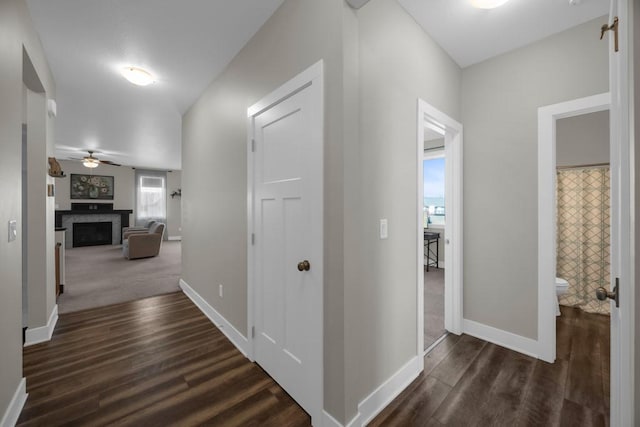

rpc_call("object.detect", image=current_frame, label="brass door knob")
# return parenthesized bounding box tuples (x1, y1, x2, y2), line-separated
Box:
(297, 260, 310, 272)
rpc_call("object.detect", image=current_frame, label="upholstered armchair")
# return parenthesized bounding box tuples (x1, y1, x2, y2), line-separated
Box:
(122, 220, 156, 240)
(123, 223, 165, 259)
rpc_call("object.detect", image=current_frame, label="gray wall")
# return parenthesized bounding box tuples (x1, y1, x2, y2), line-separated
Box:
(461, 17, 608, 339)
(166, 171, 182, 238)
(556, 110, 609, 167)
(634, 0, 639, 422)
(182, 0, 349, 421)
(348, 0, 461, 418)
(55, 160, 135, 222)
(0, 0, 56, 417)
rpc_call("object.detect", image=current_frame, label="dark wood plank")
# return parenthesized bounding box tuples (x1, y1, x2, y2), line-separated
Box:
(565, 313, 606, 415)
(559, 398, 607, 427)
(369, 375, 451, 427)
(428, 334, 486, 387)
(17, 292, 311, 427)
(431, 343, 509, 426)
(515, 359, 569, 426)
(473, 350, 536, 426)
(423, 333, 460, 376)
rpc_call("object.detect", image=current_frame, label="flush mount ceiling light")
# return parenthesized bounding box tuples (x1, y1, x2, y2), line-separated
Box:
(470, 0, 511, 9)
(121, 66, 155, 86)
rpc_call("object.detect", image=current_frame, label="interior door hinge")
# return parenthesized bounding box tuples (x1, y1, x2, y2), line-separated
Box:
(600, 16, 619, 53)
(251, 138, 256, 152)
(251, 233, 255, 245)
(251, 326, 255, 338)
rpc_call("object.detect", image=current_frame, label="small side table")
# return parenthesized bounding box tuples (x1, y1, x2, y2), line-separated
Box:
(423, 231, 440, 272)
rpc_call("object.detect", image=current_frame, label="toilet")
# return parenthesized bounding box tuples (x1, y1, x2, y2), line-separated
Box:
(555, 277, 569, 316)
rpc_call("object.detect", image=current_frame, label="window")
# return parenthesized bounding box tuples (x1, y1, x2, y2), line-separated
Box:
(423, 154, 445, 227)
(136, 174, 166, 222)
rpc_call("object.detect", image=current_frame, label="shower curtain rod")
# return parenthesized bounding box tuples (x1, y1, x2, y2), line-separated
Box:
(556, 162, 610, 170)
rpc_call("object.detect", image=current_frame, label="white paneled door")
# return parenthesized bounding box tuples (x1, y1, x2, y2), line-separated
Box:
(248, 62, 323, 425)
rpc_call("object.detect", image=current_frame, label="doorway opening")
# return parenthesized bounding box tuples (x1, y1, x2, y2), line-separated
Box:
(536, 93, 610, 363)
(417, 99, 463, 357)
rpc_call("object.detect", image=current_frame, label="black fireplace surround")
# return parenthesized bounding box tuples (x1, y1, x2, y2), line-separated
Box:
(73, 222, 113, 247)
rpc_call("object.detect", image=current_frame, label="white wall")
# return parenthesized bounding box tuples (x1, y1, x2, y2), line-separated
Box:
(0, 0, 56, 418)
(461, 17, 609, 339)
(556, 110, 609, 167)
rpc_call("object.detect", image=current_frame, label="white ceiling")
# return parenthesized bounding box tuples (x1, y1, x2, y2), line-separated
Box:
(27, 0, 284, 171)
(397, 0, 609, 68)
(27, 0, 609, 171)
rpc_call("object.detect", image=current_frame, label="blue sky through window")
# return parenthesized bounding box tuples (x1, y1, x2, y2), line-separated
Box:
(424, 157, 445, 199)
(424, 157, 445, 226)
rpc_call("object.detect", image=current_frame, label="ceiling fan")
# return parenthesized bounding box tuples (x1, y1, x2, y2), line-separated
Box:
(69, 150, 121, 168)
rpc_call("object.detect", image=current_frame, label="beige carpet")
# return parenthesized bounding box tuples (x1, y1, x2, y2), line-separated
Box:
(424, 267, 446, 350)
(58, 241, 181, 314)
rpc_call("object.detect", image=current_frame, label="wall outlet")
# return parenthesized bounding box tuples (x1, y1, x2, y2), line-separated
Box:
(379, 219, 388, 239)
(219, 284, 223, 298)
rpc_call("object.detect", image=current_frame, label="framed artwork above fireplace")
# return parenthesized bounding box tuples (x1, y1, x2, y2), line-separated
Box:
(70, 174, 114, 200)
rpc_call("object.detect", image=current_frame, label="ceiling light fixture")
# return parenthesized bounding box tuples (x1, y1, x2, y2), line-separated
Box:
(82, 157, 100, 168)
(470, 0, 511, 9)
(121, 66, 155, 86)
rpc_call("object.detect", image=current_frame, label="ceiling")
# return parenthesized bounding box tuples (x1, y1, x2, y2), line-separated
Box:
(397, 0, 609, 68)
(27, 0, 284, 171)
(27, 0, 609, 171)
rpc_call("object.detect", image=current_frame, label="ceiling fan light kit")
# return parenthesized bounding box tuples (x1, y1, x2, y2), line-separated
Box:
(121, 66, 155, 86)
(82, 158, 100, 168)
(470, 0, 511, 9)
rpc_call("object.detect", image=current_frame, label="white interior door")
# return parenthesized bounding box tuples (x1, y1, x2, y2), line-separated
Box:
(249, 62, 323, 424)
(606, 0, 633, 424)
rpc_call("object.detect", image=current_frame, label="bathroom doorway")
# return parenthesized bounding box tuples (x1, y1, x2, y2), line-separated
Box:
(416, 99, 463, 356)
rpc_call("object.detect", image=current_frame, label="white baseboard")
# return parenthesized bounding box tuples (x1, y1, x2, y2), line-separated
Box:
(24, 304, 58, 347)
(179, 279, 249, 357)
(168, 236, 182, 241)
(463, 319, 539, 359)
(0, 378, 27, 427)
(357, 355, 421, 426)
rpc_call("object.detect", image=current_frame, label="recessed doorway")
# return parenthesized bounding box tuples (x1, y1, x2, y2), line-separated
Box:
(417, 99, 463, 357)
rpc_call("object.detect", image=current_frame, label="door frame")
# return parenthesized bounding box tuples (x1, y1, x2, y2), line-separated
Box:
(417, 99, 463, 359)
(537, 92, 610, 364)
(246, 60, 324, 424)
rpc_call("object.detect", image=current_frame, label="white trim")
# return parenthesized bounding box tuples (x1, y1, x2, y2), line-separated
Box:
(323, 354, 420, 427)
(0, 378, 26, 427)
(417, 99, 463, 364)
(179, 279, 249, 357)
(537, 93, 610, 363)
(167, 236, 181, 241)
(608, 2, 634, 425)
(247, 61, 323, 118)
(24, 304, 58, 346)
(357, 356, 421, 426)
(463, 319, 539, 359)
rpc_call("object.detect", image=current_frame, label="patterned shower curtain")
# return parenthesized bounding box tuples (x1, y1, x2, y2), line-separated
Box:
(556, 166, 610, 315)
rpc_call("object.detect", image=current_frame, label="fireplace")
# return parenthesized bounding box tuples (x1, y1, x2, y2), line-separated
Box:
(73, 222, 113, 247)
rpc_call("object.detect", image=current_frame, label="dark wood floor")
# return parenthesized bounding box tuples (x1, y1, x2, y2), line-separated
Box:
(18, 292, 310, 426)
(371, 305, 610, 426)
(18, 294, 609, 427)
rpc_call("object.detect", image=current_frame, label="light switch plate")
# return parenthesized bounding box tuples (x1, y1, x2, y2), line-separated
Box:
(379, 219, 388, 239)
(8, 220, 17, 242)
